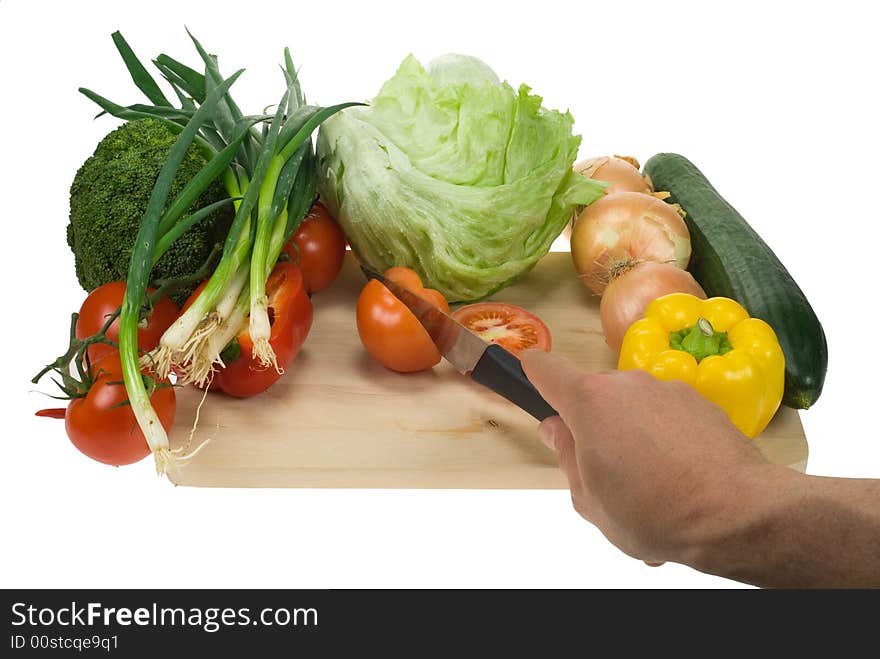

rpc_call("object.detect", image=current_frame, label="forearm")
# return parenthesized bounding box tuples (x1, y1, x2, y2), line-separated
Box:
(683, 465, 880, 588)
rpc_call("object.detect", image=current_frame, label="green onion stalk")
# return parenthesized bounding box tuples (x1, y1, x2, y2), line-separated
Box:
(116, 71, 244, 475)
(204, 143, 317, 382)
(180, 120, 359, 382)
(81, 30, 360, 473)
(151, 115, 279, 381)
(180, 93, 289, 379)
(248, 155, 287, 371)
(246, 101, 345, 371)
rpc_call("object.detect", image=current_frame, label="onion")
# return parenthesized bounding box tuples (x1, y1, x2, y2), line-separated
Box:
(563, 155, 654, 240)
(575, 155, 653, 195)
(570, 191, 691, 294)
(600, 262, 706, 354)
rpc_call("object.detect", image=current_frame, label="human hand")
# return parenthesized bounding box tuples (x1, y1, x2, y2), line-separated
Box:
(521, 349, 780, 567)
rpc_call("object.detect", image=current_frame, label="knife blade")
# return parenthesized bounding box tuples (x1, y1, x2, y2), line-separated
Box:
(360, 265, 556, 421)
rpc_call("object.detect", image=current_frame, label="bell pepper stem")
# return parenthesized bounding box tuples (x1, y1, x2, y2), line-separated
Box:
(670, 317, 733, 362)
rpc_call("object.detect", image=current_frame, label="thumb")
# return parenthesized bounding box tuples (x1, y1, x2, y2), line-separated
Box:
(538, 415, 581, 496)
(521, 349, 587, 419)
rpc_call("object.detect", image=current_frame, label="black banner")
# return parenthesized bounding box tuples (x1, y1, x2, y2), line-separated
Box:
(2, 589, 876, 654)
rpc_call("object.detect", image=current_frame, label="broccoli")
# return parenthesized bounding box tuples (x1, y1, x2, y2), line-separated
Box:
(67, 118, 232, 304)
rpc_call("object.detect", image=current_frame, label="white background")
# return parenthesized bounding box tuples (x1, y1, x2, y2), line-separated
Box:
(1, 0, 877, 589)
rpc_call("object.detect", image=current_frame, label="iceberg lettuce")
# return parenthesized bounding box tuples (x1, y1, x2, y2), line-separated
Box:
(316, 54, 605, 302)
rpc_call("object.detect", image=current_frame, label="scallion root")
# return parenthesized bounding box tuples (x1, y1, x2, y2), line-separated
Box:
(173, 312, 222, 383)
(188, 304, 248, 387)
(152, 446, 178, 477)
(248, 295, 279, 371)
(171, 382, 214, 465)
(146, 344, 175, 380)
(153, 443, 207, 476)
(252, 336, 281, 373)
(138, 349, 158, 373)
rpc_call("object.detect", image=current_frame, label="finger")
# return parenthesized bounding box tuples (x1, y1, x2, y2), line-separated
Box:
(644, 561, 666, 567)
(537, 415, 566, 450)
(521, 349, 591, 419)
(539, 415, 582, 497)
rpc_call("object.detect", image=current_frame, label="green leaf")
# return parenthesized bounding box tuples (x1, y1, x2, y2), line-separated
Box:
(112, 31, 172, 107)
(200, 61, 238, 142)
(154, 53, 206, 102)
(127, 103, 194, 122)
(170, 85, 197, 112)
(276, 105, 319, 153)
(285, 144, 317, 240)
(78, 88, 215, 155)
(283, 47, 305, 110)
(157, 114, 262, 238)
(279, 102, 364, 160)
(186, 31, 243, 129)
(152, 63, 197, 110)
(198, 124, 229, 154)
(269, 142, 306, 221)
(136, 69, 243, 239)
(154, 197, 240, 262)
(186, 29, 259, 172)
(218, 95, 286, 262)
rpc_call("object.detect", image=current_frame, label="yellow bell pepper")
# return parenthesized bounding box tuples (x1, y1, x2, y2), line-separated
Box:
(618, 293, 785, 438)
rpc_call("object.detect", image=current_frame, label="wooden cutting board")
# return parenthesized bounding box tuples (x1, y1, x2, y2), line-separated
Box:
(167, 253, 808, 488)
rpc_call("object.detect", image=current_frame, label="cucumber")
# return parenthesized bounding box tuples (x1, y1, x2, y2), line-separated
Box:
(643, 153, 827, 409)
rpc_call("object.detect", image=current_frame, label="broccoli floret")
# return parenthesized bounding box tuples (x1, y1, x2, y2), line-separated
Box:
(67, 118, 232, 305)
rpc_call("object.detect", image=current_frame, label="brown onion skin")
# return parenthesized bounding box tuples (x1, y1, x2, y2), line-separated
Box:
(575, 156, 653, 195)
(571, 192, 692, 294)
(600, 262, 707, 355)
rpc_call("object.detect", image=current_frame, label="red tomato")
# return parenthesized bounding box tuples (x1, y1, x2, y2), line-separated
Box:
(356, 267, 449, 373)
(452, 302, 551, 357)
(75, 281, 179, 365)
(283, 201, 346, 293)
(65, 352, 176, 466)
(183, 261, 313, 398)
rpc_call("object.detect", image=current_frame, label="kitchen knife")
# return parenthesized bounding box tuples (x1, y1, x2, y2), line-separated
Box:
(360, 265, 557, 421)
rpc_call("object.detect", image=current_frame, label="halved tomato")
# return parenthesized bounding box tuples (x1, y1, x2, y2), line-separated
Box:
(452, 302, 551, 357)
(356, 267, 449, 373)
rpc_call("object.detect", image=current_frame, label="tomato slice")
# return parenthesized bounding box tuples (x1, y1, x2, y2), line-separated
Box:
(452, 303, 551, 357)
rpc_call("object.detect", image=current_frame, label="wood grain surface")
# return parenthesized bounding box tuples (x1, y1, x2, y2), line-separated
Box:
(168, 253, 808, 488)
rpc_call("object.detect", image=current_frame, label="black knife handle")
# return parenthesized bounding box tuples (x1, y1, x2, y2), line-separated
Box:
(470, 344, 557, 421)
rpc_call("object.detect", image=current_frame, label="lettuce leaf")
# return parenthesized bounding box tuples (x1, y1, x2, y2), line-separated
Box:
(316, 54, 605, 302)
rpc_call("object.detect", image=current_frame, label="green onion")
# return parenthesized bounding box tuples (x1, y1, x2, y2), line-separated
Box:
(158, 91, 285, 379)
(117, 69, 242, 475)
(248, 97, 290, 369)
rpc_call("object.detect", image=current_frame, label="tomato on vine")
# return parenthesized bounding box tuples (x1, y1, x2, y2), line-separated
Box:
(65, 352, 176, 466)
(75, 281, 178, 364)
